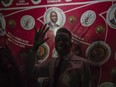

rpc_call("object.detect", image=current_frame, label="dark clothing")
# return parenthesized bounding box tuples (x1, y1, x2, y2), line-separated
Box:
(53, 58, 65, 87)
(0, 46, 25, 87)
(26, 51, 92, 87)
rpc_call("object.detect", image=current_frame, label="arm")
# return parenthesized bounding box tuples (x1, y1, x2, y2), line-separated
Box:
(25, 24, 49, 78)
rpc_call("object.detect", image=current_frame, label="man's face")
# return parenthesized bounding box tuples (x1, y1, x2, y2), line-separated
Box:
(50, 11, 58, 23)
(55, 32, 72, 57)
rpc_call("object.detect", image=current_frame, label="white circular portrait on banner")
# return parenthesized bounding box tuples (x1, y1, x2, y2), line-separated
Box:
(44, 7, 66, 31)
(20, 15, 35, 30)
(107, 4, 116, 29)
(2, 0, 13, 7)
(98, 82, 116, 87)
(81, 10, 96, 27)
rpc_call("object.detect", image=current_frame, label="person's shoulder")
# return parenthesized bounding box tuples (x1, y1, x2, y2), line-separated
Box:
(71, 54, 87, 62)
(69, 55, 89, 69)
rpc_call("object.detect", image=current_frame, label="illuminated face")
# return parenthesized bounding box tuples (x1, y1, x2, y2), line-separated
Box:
(50, 11, 58, 23)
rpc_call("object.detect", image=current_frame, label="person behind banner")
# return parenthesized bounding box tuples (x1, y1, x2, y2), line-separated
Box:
(25, 24, 92, 87)
(0, 45, 25, 87)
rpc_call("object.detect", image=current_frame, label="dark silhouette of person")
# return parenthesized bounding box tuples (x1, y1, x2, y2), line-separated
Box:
(47, 11, 59, 28)
(110, 9, 116, 25)
(25, 24, 92, 87)
(0, 45, 25, 87)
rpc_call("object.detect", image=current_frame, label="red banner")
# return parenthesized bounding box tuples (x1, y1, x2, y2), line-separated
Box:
(0, 0, 116, 86)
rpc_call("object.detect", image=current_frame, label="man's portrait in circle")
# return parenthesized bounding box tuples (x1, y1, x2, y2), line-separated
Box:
(47, 11, 59, 28)
(44, 7, 66, 31)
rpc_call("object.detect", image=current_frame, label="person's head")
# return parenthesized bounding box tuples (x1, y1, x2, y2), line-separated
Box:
(55, 28, 72, 57)
(50, 11, 58, 24)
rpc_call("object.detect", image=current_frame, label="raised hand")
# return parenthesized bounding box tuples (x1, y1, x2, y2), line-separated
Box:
(32, 24, 49, 52)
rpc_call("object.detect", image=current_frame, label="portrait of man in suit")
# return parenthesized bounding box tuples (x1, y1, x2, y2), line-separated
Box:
(47, 11, 60, 28)
(110, 9, 116, 25)
(44, 7, 66, 31)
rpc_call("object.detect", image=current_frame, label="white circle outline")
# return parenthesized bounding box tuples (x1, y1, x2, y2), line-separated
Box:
(31, 0, 41, 4)
(44, 7, 66, 31)
(20, 15, 35, 30)
(81, 10, 96, 27)
(106, 4, 116, 29)
(36, 43, 50, 63)
(86, 41, 111, 66)
(2, 0, 13, 7)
